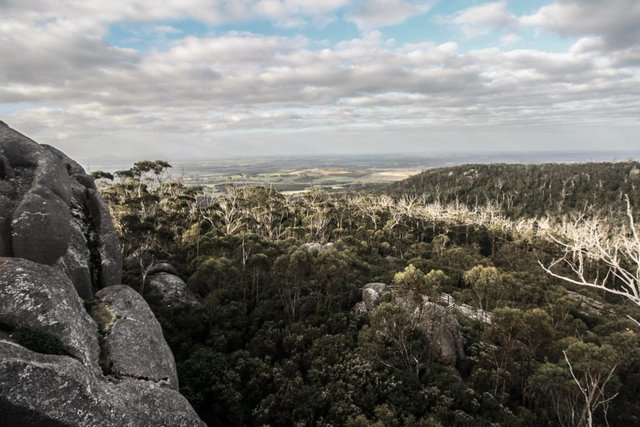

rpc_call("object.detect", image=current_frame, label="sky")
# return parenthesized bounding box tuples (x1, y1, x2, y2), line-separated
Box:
(1, 0, 639, 162)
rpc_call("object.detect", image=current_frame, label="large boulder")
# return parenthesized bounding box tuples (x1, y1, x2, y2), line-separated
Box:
(362, 282, 391, 311)
(0, 121, 122, 297)
(398, 297, 465, 366)
(0, 259, 204, 425)
(146, 262, 179, 276)
(355, 283, 465, 366)
(0, 125, 71, 266)
(95, 285, 179, 389)
(0, 341, 204, 426)
(0, 257, 99, 368)
(145, 263, 199, 308)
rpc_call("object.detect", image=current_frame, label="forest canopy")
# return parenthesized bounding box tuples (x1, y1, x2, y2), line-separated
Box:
(98, 161, 640, 426)
(387, 162, 640, 219)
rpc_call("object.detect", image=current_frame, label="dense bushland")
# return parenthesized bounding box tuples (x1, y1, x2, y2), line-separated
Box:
(99, 161, 640, 426)
(387, 162, 640, 219)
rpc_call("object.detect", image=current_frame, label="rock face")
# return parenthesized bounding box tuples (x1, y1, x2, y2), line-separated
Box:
(0, 341, 203, 427)
(356, 282, 465, 366)
(440, 292, 493, 324)
(354, 283, 391, 314)
(303, 242, 335, 253)
(147, 262, 179, 276)
(397, 297, 465, 366)
(0, 123, 204, 426)
(565, 290, 614, 316)
(95, 285, 179, 389)
(0, 121, 122, 298)
(145, 263, 199, 308)
(0, 258, 99, 368)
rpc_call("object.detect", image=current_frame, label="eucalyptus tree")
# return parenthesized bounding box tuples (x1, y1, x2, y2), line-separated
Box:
(464, 265, 503, 312)
(531, 339, 620, 427)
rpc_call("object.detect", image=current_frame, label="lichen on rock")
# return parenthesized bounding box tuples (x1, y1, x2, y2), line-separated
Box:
(95, 285, 180, 389)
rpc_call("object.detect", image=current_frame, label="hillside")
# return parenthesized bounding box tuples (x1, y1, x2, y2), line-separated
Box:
(387, 162, 640, 218)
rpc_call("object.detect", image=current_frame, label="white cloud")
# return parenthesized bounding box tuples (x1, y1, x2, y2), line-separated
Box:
(454, 1, 515, 28)
(348, 0, 433, 30)
(4, 29, 639, 152)
(451, 1, 517, 37)
(250, 0, 351, 28)
(1, 0, 639, 160)
(0, 18, 136, 86)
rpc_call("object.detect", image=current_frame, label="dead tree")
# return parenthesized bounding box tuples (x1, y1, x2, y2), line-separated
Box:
(540, 196, 640, 325)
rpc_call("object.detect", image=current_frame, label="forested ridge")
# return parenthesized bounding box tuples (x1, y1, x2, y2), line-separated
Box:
(387, 162, 640, 218)
(98, 161, 640, 426)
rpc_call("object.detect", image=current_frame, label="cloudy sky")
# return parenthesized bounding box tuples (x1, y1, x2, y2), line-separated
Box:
(1, 0, 639, 162)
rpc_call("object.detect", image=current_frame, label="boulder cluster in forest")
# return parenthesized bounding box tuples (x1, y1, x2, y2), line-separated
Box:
(0, 122, 204, 426)
(355, 282, 466, 366)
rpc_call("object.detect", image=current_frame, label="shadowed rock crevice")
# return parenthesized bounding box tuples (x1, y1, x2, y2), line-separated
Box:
(86, 299, 118, 376)
(74, 194, 105, 296)
(0, 320, 13, 336)
(0, 398, 71, 427)
(10, 328, 74, 358)
(43, 143, 122, 297)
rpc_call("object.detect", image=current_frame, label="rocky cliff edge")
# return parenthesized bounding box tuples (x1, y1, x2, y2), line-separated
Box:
(0, 122, 204, 426)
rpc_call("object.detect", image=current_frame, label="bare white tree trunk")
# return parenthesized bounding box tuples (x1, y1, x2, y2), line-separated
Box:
(540, 195, 640, 325)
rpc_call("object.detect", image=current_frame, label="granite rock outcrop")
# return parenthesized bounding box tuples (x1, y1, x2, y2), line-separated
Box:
(0, 122, 203, 426)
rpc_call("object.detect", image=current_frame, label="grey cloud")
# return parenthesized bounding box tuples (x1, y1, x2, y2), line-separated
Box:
(523, 0, 640, 50)
(3, 32, 639, 122)
(348, 0, 433, 30)
(0, 0, 352, 30)
(0, 19, 137, 85)
(609, 48, 640, 67)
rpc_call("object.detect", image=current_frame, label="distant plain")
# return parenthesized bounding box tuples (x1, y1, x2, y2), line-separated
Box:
(87, 150, 640, 194)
